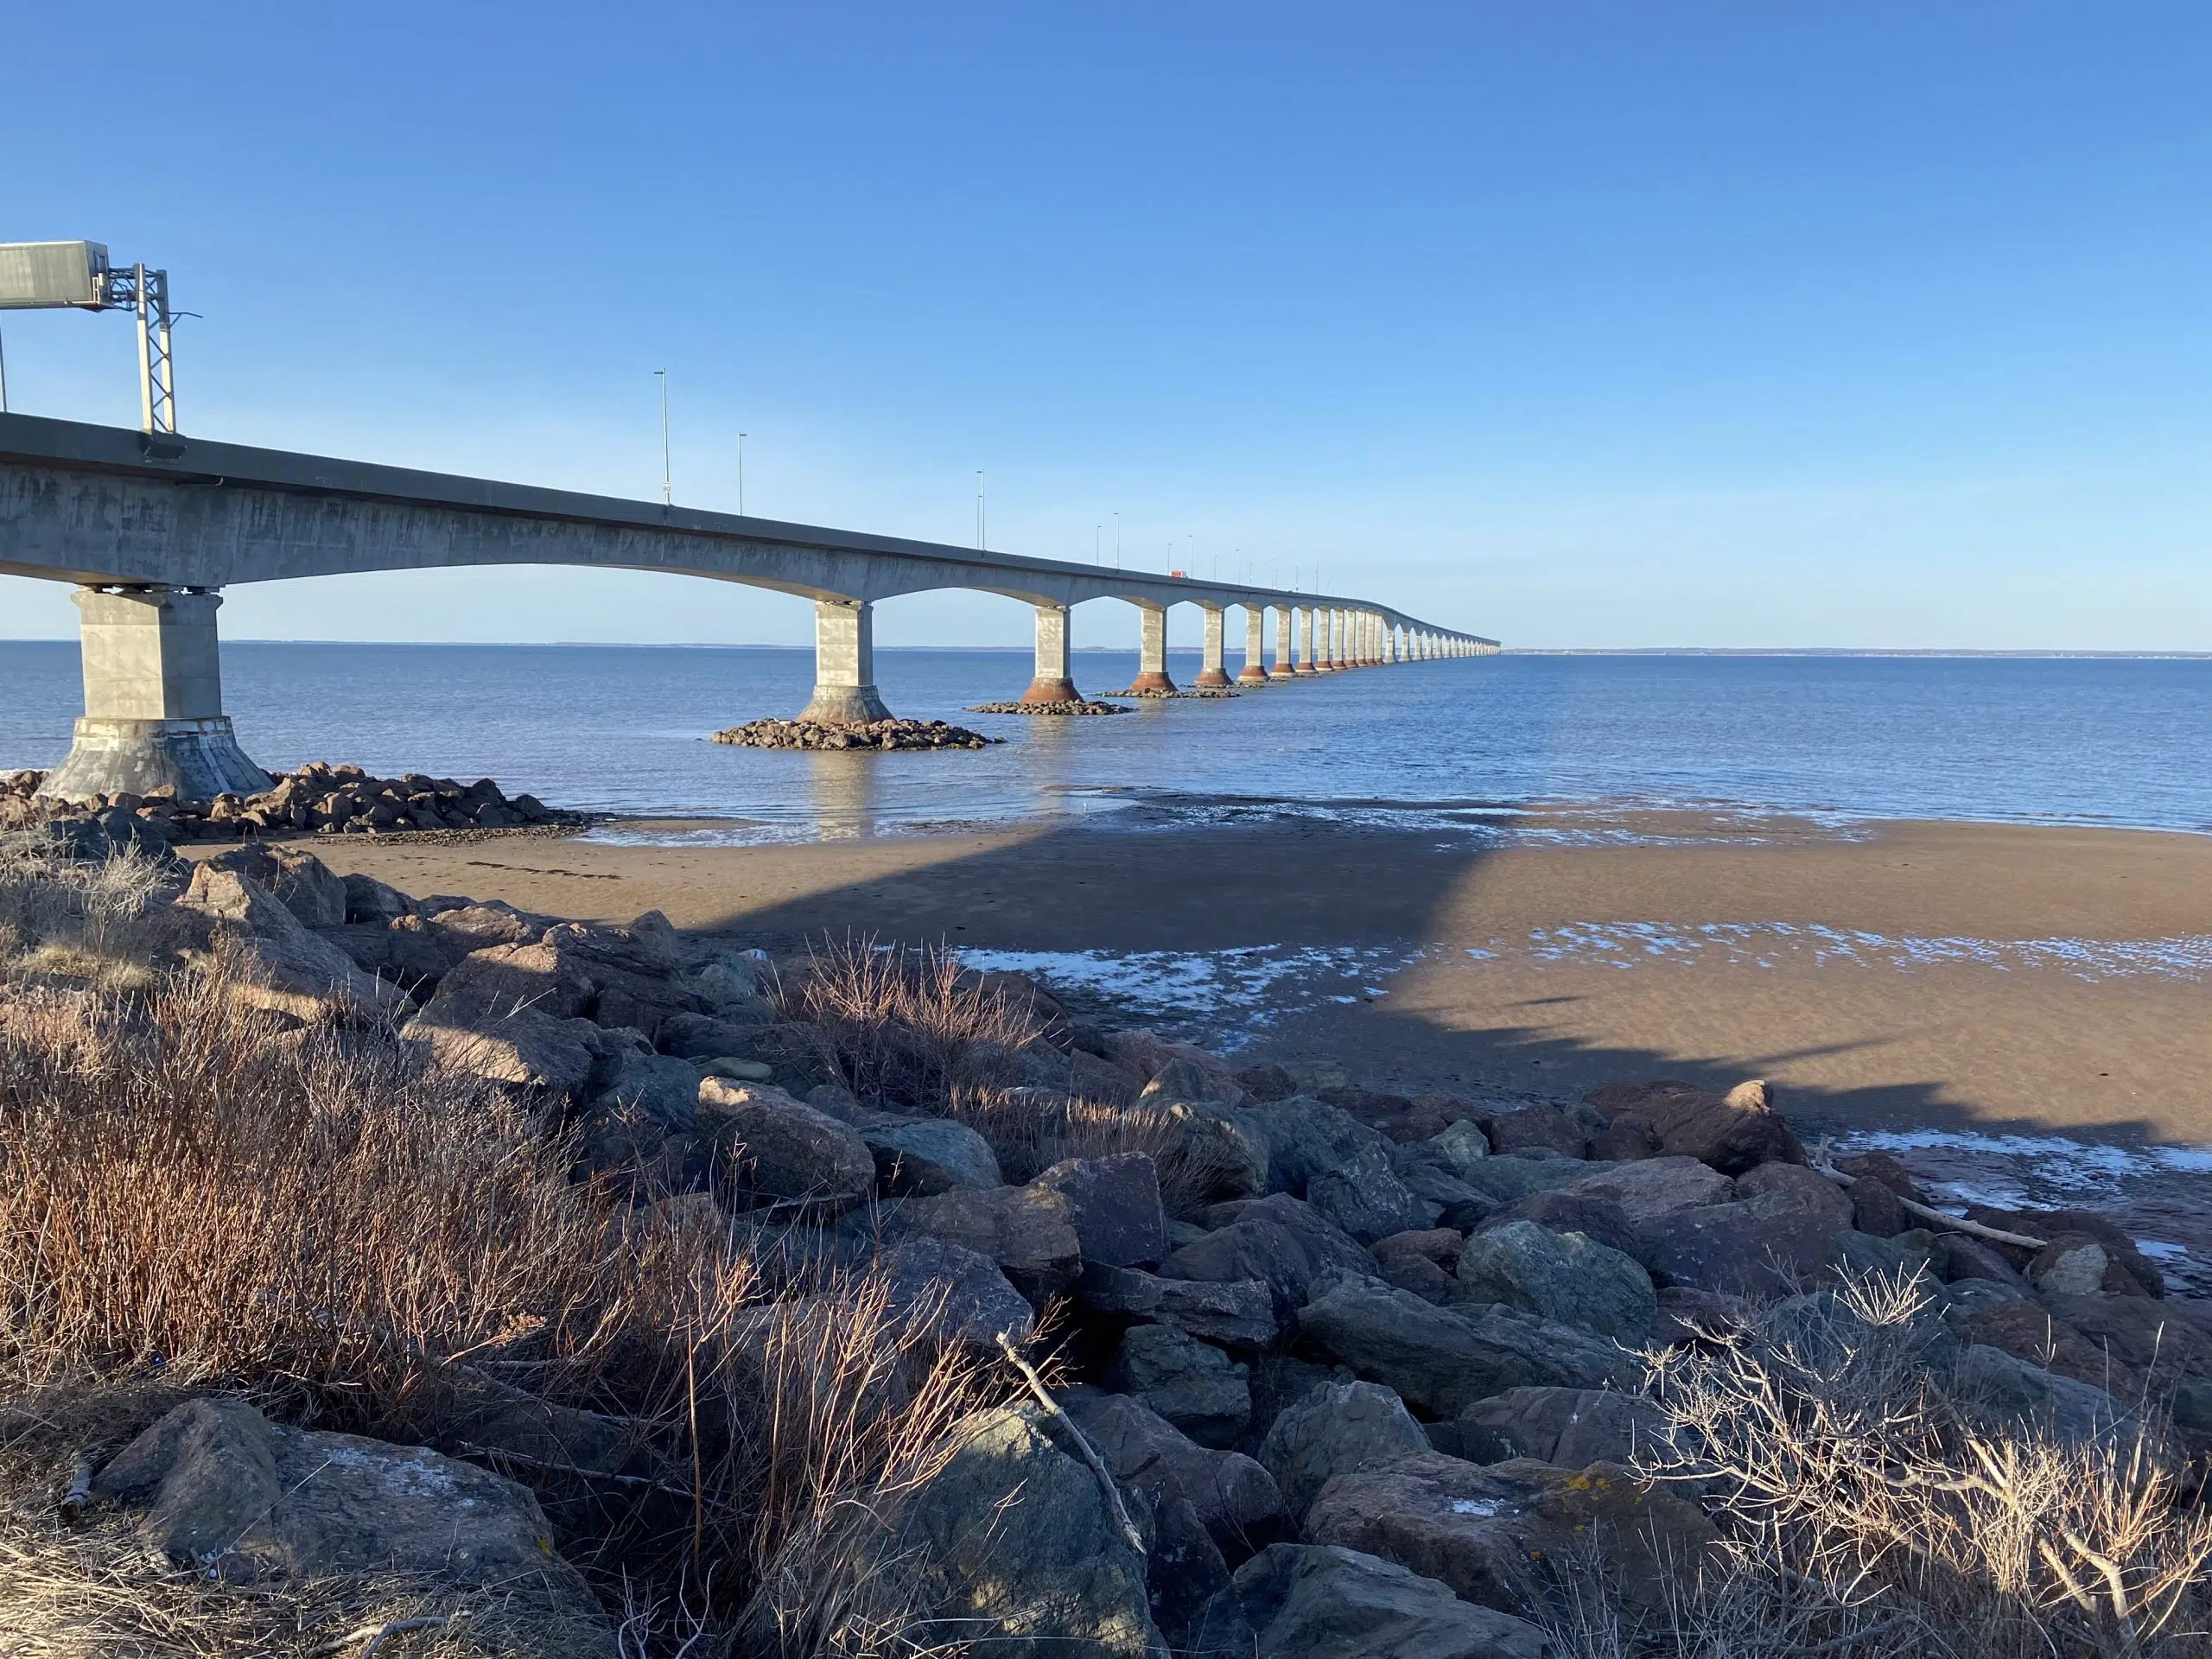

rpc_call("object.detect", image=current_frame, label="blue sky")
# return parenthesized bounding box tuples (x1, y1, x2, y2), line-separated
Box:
(3, 3, 2206, 650)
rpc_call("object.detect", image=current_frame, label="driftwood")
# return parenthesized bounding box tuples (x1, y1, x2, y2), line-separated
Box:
(453, 1440, 690, 1497)
(996, 1332, 1147, 1558)
(1809, 1143, 2048, 1251)
(57, 1454, 94, 1524)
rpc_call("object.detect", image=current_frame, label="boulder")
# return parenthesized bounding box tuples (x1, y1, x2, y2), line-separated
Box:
(1105, 1031, 1245, 1103)
(1584, 1078, 1803, 1175)
(1304, 1452, 1718, 1622)
(1023, 1046, 1148, 1109)
(878, 1236, 1036, 1350)
(1438, 1385, 1664, 1469)
(1560, 1154, 1736, 1222)
(1930, 1232, 2029, 1287)
(1108, 1324, 1253, 1449)
(1241, 1096, 1391, 1198)
(1142, 1055, 1248, 1108)
(1454, 1154, 1624, 1208)
(1964, 1206, 2165, 1297)
(2037, 1294, 2212, 1390)
(2029, 1235, 2153, 1300)
(92, 1398, 586, 1597)
(1080, 1265, 1281, 1350)
(423, 902, 541, 952)
(537, 918, 708, 1041)
(1952, 1300, 2140, 1395)
(1065, 1393, 1287, 1557)
(1308, 1156, 1433, 1246)
(1953, 1344, 2125, 1444)
(898, 1183, 1083, 1304)
(1484, 1190, 1643, 1264)
(1294, 1280, 1636, 1417)
(341, 869, 416, 924)
(177, 865, 410, 1024)
(1221, 1543, 1550, 1659)
(893, 1404, 1160, 1658)
(1256, 1381, 1432, 1522)
(588, 1048, 704, 1132)
(1234, 1061, 1300, 1102)
(1419, 1119, 1494, 1178)
(1033, 1153, 1169, 1268)
(862, 1115, 1004, 1195)
(1735, 1161, 1853, 1227)
(1637, 1177, 1854, 1299)
(696, 1077, 874, 1213)
(197, 843, 349, 927)
(1486, 1103, 1598, 1160)
(1370, 1229, 1462, 1304)
(1165, 1194, 1382, 1318)
(1454, 1221, 1656, 1344)
(1591, 1111, 1662, 1161)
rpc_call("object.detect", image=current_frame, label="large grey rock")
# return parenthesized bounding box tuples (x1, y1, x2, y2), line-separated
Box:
(400, 938, 601, 1098)
(178, 865, 411, 1024)
(1065, 1393, 1287, 1556)
(92, 1398, 587, 1597)
(198, 843, 349, 927)
(1142, 1054, 1245, 1107)
(1486, 1103, 1598, 1159)
(1437, 1386, 1662, 1469)
(1305, 1452, 1718, 1622)
(1454, 1153, 1623, 1207)
(1953, 1344, 2125, 1444)
(340, 869, 416, 924)
(1081, 1265, 1281, 1350)
(899, 1182, 1083, 1304)
(697, 1077, 874, 1213)
(1033, 1153, 1169, 1268)
(588, 1048, 703, 1132)
(878, 1235, 1035, 1350)
(894, 1403, 1160, 1658)
(1256, 1381, 1430, 1522)
(1242, 1096, 1391, 1197)
(1109, 1324, 1253, 1449)
(686, 948, 776, 1023)
(1454, 1220, 1656, 1344)
(537, 918, 709, 1041)
(1224, 1542, 1550, 1659)
(1166, 1195, 1382, 1318)
(1637, 1174, 1853, 1298)
(1308, 1156, 1433, 1246)
(1295, 1280, 1636, 1417)
(1560, 1154, 1736, 1222)
(863, 1115, 1004, 1195)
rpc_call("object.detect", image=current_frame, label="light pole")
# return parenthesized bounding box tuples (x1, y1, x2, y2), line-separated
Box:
(1114, 512, 1121, 571)
(655, 370, 671, 505)
(738, 432, 747, 517)
(976, 470, 986, 550)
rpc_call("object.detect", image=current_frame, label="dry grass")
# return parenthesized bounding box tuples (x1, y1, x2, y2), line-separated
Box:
(0, 969, 1010, 1657)
(0, 830, 175, 988)
(774, 936, 1038, 1113)
(944, 1087, 1241, 1218)
(1543, 1270, 2212, 1659)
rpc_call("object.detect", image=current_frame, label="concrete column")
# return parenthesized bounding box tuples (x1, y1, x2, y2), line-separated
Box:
(1132, 604, 1178, 693)
(1021, 603, 1080, 703)
(1331, 608, 1346, 669)
(1363, 613, 1378, 664)
(43, 586, 271, 804)
(1237, 604, 1268, 683)
(798, 598, 893, 724)
(1297, 606, 1317, 672)
(1194, 604, 1230, 687)
(1272, 605, 1297, 678)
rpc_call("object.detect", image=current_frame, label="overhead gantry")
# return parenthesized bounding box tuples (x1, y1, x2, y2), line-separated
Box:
(0, 413, 1499, 800)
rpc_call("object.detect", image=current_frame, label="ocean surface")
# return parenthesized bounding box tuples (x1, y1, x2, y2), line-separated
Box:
(3, 643, 2208, 842)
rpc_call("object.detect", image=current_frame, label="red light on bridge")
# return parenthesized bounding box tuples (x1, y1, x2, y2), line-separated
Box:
(1168, 569, 1185, 579)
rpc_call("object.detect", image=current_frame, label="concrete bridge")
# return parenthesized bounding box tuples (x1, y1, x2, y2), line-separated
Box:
(0, 411, 1497, 802)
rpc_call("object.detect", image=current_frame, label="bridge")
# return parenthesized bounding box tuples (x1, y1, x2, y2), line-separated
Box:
(0, 411, 1497, 802)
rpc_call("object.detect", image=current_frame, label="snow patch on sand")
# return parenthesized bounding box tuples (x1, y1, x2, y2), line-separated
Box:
(1478, 921, 2212, 982)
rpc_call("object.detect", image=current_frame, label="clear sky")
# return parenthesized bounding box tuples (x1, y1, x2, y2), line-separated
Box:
(3, 3, 2206, 651)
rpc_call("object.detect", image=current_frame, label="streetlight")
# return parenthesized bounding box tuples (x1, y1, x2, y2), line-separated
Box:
(976, 470, 986, 550)
(738, 432, 747, 517)
(654, 370, 671, 505)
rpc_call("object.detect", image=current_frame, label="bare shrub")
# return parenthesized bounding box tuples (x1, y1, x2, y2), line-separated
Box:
(777, 935, 1039, 1113)
(0, 970, 1009, 1656)
(1623, 1270, 2212, 1659)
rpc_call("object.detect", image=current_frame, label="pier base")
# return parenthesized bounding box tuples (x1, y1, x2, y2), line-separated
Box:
(42, 587, 270, 803)
(1193, 605, 1231, 688)
(1237, 604, 1269, 683)
(1129, 605, 1178, 693)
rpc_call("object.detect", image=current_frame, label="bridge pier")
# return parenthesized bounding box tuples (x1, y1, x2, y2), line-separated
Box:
(1193, 604, 1230, 687)
(798, 598, 894, 724)
(1131, 605, 1178, 693)
(1020, 602, 1081, 703)
(43, 585, 272, 805)
(1295, 607, 1315, 672)
(1272, 606, 1296, 678)
(1237, 604, 1269, 683)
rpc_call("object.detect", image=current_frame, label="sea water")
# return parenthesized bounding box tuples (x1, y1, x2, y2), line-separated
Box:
(1, 643, 2207, 842)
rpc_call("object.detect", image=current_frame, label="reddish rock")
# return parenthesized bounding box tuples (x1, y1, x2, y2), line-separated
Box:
(1584, 1078, 1804, 1176)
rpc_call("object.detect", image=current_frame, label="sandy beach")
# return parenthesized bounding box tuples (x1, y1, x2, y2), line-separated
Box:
(301, 809, 2212, 1148)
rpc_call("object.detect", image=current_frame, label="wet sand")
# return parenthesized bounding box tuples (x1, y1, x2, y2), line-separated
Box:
(308, 810, 2212, 1148)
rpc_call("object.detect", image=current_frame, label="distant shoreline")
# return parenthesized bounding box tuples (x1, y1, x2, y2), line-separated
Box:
(1, 639, 2204, 658)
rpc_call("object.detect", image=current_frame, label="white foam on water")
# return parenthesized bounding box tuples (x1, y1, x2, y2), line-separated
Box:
(1469, 921, 2212, 983)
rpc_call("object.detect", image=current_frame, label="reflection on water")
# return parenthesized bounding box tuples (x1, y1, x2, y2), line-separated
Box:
(804, 750, 881, 840)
